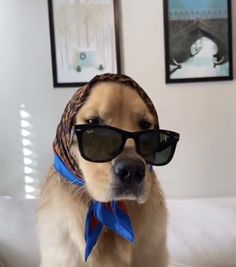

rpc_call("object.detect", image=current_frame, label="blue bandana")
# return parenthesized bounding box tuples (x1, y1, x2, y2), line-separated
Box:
(54, 154, 135, 261)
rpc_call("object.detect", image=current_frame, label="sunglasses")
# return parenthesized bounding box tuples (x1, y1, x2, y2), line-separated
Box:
(74, 124, 179, 166)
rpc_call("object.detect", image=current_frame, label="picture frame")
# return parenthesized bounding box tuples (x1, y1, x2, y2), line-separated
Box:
(48, 0, 120, 88)
(163, 0, 233, 83)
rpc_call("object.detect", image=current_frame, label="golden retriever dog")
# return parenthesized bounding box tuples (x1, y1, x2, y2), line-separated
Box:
(38, 74, 179, 267)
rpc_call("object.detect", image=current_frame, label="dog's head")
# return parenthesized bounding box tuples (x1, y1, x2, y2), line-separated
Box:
(54, 74, 159, 204)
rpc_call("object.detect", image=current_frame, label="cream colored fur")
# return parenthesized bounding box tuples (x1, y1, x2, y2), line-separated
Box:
(38, 82, 168, 267)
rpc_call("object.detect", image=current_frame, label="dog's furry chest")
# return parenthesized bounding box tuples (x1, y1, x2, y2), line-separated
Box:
(38, 171, 168, 267)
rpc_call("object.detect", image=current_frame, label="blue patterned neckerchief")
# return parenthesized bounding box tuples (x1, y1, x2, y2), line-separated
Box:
(54, 153, 135, 261)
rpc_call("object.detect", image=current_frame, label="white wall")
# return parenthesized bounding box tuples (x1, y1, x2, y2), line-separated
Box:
(0, 0, 235, 198)
(0, 0, 75, 198)
(120, 0, 236, 198)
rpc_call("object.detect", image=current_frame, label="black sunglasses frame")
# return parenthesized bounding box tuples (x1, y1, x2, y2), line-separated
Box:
(74, 124, 179, 166)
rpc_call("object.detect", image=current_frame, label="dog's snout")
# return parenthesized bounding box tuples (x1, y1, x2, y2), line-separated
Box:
(114, 158, 145, 185)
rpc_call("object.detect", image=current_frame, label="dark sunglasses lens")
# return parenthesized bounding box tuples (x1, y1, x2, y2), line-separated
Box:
(139, 131, 174, 165)
(81, 128, 122, 162)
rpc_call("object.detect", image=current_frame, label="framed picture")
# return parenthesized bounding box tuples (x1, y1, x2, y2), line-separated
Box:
(48, 0, 120, 87)
(163, 0, 233, 83)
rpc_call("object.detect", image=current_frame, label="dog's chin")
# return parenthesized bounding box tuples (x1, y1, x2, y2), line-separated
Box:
(110, 185, 150, 204)
(113, 193, 148, 204)
(88, 190, 147, 204)
(86, 190, 148, 204)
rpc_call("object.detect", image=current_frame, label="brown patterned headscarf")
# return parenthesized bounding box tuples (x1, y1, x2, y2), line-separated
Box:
(53, 73, 159, 178)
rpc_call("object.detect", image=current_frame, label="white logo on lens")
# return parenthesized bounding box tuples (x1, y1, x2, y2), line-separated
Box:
(87, 130, 95, 134)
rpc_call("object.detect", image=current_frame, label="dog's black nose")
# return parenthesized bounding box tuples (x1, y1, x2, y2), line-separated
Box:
(114, 158, 145, 185)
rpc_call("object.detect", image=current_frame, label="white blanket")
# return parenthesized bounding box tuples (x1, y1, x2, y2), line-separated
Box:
(0, 197, 235, 267)
(0, 197, 39, 267)
(167, 198, 236, 267)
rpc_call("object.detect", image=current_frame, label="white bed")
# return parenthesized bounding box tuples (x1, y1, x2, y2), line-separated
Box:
(0, 197, 235, 267)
